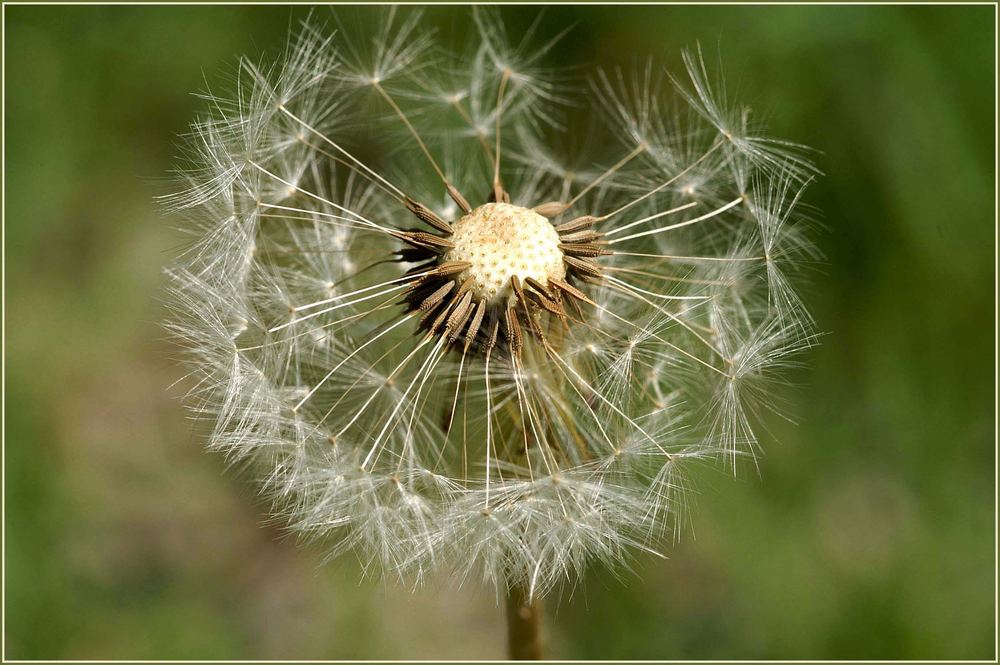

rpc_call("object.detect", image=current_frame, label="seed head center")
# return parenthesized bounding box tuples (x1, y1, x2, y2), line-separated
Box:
(445, 202, 565, 304)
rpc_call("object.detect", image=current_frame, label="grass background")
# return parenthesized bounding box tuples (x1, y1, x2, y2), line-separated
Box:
(4, 4, 995, 660)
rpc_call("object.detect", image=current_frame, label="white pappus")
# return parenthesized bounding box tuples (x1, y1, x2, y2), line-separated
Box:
(165, 7, 820, 600)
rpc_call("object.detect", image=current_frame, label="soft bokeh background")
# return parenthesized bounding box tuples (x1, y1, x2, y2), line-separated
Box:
(5, 4, 995, 660)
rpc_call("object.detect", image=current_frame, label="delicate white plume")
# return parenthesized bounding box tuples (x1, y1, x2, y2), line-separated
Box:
(165, 8, 818, 599)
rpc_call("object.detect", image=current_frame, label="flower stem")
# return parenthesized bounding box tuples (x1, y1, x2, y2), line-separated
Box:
(505, 582, 544, 660)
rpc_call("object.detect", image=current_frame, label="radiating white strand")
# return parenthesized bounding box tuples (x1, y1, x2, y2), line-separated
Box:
(277, 104, 408, 200)
(611, 251, 764, 263)
(592, 300, 729, 378)
(543, 342, 669, 457)
(259, 201, 389, 231)
(605, 274, 709, 302)
(363, 336, 446, 470)
(483, 350, 494, 509)
(398, 334, 455, 474)
(292, 270, 429, 312)
(259, 212, 379, 236)
(293, 312, 418, 412)
(596, 139, 724, 223)
(538, 346, 618, 455)
(432, 347, 468, 472)
(608, 197, 742, 245)
(562, 143, 646, 212)
(337, 337, 431, 440)
(268, 281, 411, 333)
(604, 279, 725, 360)
(248, 160, 399, 236)
(603, 201, 697, 237)
(509, 356, 559, 483)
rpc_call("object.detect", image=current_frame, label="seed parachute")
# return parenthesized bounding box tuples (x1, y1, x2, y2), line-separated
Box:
(166, 8, 819, 599)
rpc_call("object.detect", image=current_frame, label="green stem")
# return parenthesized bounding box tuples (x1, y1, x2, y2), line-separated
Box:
(505, 583, 544, 660)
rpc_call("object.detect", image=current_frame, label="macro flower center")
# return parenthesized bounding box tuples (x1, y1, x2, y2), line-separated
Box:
(445, 203, 566, 304)
(398, 194, 604, 357)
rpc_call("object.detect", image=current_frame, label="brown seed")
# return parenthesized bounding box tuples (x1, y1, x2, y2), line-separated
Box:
(455, 276, 476, 296)
(526, 288, 568, 318)
(554, 215, 599, 233)
(401, 231, 455, 252)
(532, 201, 567, 217)
(510, 276, 529, 309)
(549, 277, 596, 305)
(427, 261, 472, 279)
(447, 183, 472, 214)
(559, 242, 612, 258)
(558, 229, 603, 244)
(523, 277, 557, 302)
(445, 291, 474, 342)
(404, 196, 453, 233)
(563, 255, 604, 278)
(428, 292, 458, 335)
(419, 280, 455, 312)
(464, 299, 487, 352)
(484, 315, 500, 356)
(504, 307, 523, 356)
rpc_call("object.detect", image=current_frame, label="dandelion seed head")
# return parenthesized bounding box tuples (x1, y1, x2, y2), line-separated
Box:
(165, 8, 819, 599)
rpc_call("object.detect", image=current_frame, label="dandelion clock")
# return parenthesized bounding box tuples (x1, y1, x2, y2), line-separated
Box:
(166, 8, 818, 659)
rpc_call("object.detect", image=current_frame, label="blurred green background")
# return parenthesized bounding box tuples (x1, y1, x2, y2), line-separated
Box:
(4, 4, 995, 660)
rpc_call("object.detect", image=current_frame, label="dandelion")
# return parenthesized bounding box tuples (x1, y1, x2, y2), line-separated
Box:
(166, 8, 818, 659)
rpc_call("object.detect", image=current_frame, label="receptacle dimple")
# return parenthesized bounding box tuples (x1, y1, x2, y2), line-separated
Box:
(444, 202, 565, 304)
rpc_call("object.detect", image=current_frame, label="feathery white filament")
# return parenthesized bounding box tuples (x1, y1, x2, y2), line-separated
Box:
(166, 8, 818, 599)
